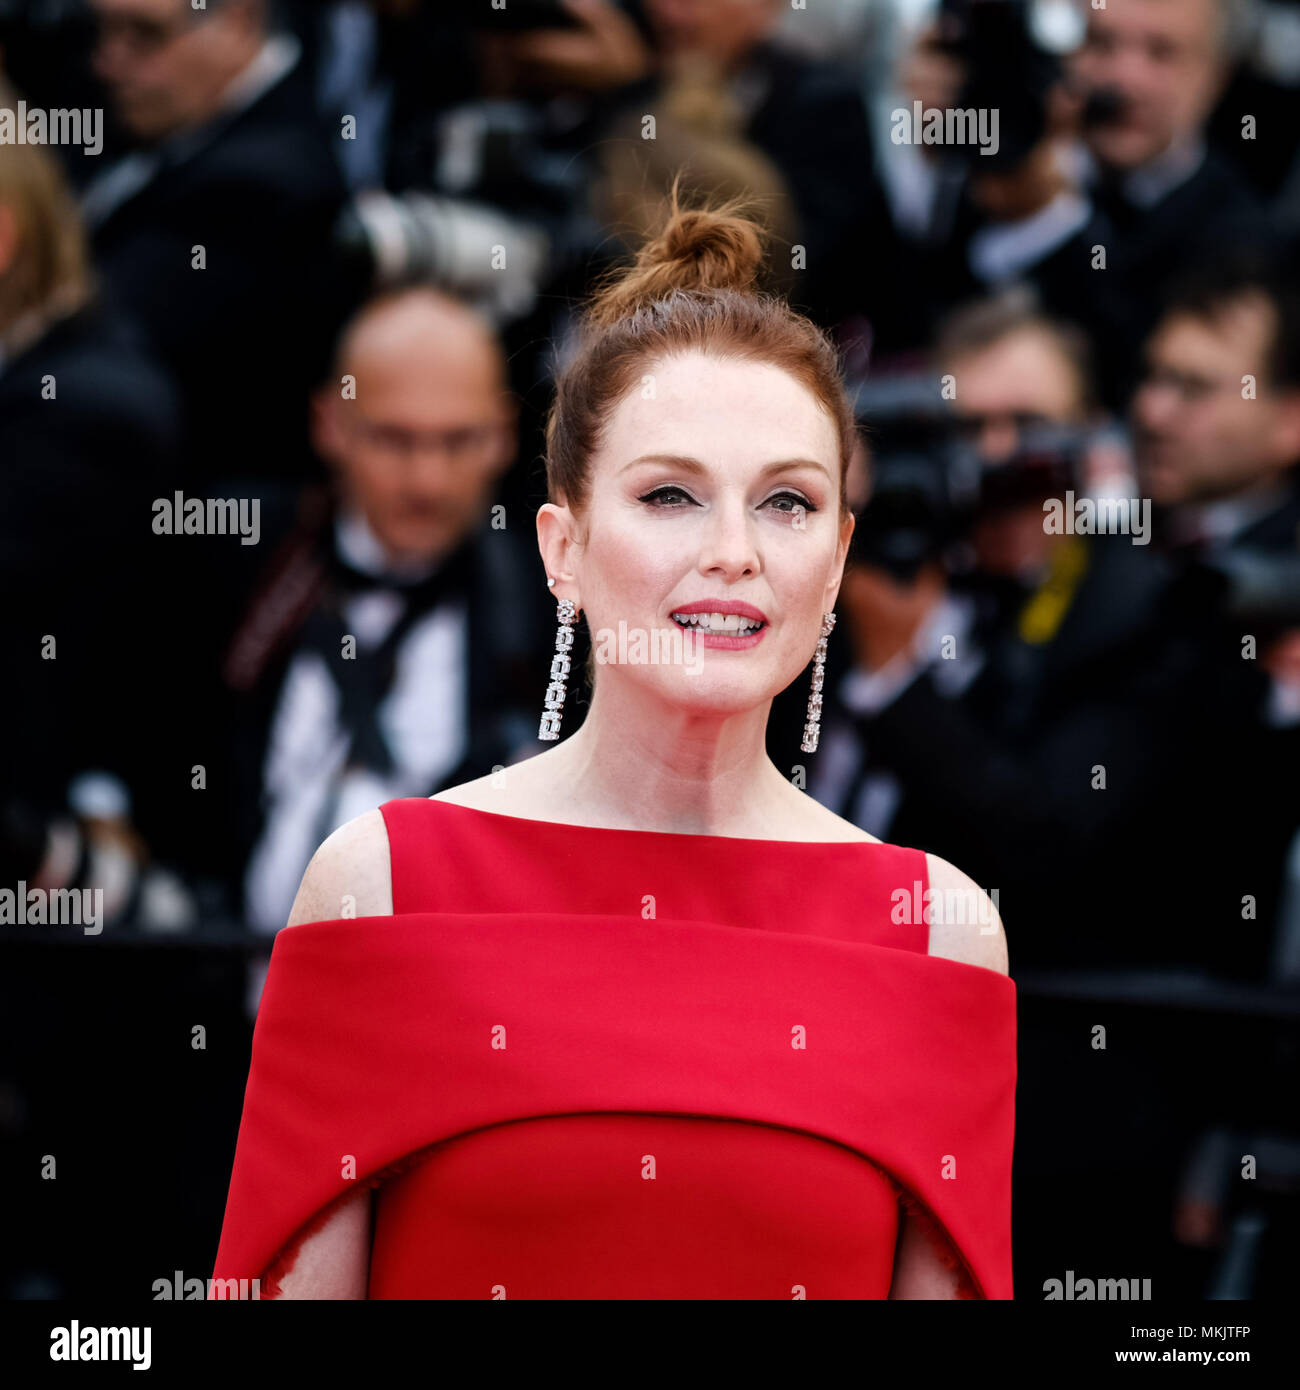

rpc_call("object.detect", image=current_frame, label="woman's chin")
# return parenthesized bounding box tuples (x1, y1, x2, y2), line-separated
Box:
(618, 667, 786, 718)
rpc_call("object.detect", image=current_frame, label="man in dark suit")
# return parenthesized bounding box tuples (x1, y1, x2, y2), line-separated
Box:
(1134, 253, 1300, 558)
(1133, 251, 1300, 969)
(81, 0, 362, 482)
(1067, 0, 1271, 407)
(212, 286, 547, 957)
(871, 0, 1130, 385)
(916, 134, 1128, 406)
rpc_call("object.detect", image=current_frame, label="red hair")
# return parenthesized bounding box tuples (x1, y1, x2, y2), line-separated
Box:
(545, 187, 857, 521)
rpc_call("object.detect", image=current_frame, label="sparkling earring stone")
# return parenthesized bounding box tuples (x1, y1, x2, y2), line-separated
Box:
(801, 612, 836, 754)
(539, 599, 579, 741)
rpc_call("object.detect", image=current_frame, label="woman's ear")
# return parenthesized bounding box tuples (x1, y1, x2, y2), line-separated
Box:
(825, 507, 856, 612)
(536, 501, 582, 612)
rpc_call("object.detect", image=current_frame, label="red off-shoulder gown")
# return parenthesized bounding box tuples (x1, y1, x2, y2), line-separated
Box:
(211, 796, 1016, 1300)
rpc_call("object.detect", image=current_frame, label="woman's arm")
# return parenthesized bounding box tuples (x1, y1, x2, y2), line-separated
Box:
(267, 809, 392, 1300)
(922, 851, 1010, 976)
(272, 1186, 373, 1300)
(889, 852, 1010, 1299)
(888, 1202, 970, 1299)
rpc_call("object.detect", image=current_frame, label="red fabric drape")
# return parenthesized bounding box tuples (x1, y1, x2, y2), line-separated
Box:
(212, 911, 1016, 1298)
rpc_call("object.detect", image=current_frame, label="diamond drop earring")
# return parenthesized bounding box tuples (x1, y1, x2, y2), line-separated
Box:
(538, 596, 577, 741)
(801, 612, 836, 754)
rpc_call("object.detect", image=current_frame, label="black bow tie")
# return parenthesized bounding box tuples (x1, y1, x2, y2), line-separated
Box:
(293, 540, 475, 777)
(327, 543, 473, 608)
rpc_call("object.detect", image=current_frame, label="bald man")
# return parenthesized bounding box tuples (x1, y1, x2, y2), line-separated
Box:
(218, 288, 544, 977)
(311, 287, 517, 570)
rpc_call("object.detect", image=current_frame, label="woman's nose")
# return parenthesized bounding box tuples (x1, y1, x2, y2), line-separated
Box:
(697, 501, 759, 580)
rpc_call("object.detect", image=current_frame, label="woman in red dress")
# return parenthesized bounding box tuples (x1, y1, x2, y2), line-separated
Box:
(211, 194, 1015, 1300)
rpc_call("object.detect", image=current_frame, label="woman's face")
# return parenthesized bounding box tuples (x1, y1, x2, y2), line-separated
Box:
(543, 350, 854, 716)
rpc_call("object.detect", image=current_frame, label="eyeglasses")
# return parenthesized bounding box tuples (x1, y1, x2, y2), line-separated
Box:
(93, 8, 212, 57)
(1140, 367, 1245, 405)
(951, 411, 1054, 443)
(347, 411, 505, 464)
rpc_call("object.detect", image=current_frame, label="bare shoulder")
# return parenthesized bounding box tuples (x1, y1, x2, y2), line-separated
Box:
(286, 808, 392, 928)
(786, 786, 882, 843)
(817, 811, 878, 845)
(817, 816, 881, 844)
(430, 751, 557, 816)
(429, 777, 505, 812)
(923, 852, 1009, 974)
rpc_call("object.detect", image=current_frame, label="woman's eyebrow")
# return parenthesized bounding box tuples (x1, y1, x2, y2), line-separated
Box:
(620, 453, 831, 479)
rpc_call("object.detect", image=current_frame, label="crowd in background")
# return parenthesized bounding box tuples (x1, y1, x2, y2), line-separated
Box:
(2, 0, 1298, 1299)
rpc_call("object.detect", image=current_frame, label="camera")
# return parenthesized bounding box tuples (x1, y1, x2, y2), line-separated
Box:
(930, 0, 1063, 173)
(850, 370, 1091, 582)
(334, 190, 551, 321)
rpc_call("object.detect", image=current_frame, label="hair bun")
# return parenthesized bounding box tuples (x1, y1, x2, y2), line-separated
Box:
(586, 185, 767, 328)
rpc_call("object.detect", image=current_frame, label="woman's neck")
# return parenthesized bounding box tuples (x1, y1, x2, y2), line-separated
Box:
(542, 679, 792, 837)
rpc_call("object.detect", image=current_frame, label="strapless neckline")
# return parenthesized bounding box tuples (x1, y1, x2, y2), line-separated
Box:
(428, 795, 884, 848)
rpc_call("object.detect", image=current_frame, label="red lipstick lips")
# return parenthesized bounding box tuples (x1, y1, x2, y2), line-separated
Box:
(669, 599, 769, 651)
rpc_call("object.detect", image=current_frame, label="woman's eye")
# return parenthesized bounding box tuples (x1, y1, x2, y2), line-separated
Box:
(638, 485, 696, 507)
(766, 491, 816, 514)
(637, 486, 817, 513)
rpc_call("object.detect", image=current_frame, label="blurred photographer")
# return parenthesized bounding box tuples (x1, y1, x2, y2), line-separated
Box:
(1065, 0, 1270, 402)
(315, 0, 640, 300)
(1135, 252, 1300, 568)
(904, 0, 1131, 399)
(1134, 250, 1300, 964)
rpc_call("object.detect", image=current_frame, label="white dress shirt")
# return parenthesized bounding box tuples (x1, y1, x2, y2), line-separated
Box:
(242, 509, 469, 936)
